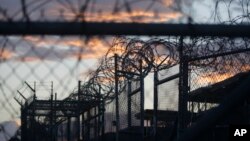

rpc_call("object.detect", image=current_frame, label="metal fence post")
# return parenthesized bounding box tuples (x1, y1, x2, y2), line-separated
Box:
(77, 81, 81, 141)
(128, 80, 132, 129)
(21, 107, 27, 141)
(153, 70, 158, 141)
(140, 59, 145, 140)
(101, 100, 105, 141)
(114, 54, 120, 141)
(50, 82, 54, 141)
(82, 113, 85, 140)
(67, 117, 71, 141)
(178, 36, 189, 139)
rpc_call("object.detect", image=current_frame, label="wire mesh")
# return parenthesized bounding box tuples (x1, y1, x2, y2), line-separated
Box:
(130, 92, 140, 127)
(118, 90, 128, 130)
(0, 0, 186, 123)
(188, 37, 250, 90)
(157, 66, 179, 111)
(187, 37, 250, 126)
(0, 35, 112, 122)
(1, 1, 250, 141)
(104, 101, 115, 133)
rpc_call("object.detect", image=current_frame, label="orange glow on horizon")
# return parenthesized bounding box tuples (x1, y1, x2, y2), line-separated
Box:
(0, 49, 13, 60)
(71, 37, 110, 59)
(19, 36, 111, 61)
(46, 0, 181, 23)
(193, 65, 250, 87)
(47, 7, 182, 23)
(163, 0, 174, 6)
(195, 73, 235, 85)
(14, 119, 21, 126)
(67, 11, 182, 23)
(18, 56, 41, 62)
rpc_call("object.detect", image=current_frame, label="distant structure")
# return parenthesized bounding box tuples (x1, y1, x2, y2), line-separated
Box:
(15, 71, 250, 141)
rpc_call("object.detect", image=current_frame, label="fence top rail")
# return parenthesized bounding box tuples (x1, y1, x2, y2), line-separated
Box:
(0, 22, 250, 37)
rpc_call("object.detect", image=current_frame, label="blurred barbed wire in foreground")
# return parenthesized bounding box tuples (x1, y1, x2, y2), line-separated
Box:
(0, 0, 250, 123)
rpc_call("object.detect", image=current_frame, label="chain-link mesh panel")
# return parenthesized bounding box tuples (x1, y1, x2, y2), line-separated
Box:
(188, 37, 250, 91)
(157, 66, 179, 111)
(0, 0, 186, 123)
(130, 92, 141, 127)
(118, 90, 128, 130)
(1, 1, 250, 141)
(0, 35, 114, 121)
(187, 37, 250, 126)
(104, 101, 115, 133)
(187, 37, 250, 91)
(89, 107, 98, 140)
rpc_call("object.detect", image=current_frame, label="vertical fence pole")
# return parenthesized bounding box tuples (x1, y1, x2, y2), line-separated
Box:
(183, 56, 189, 126)
(140, 59, 145, 140)
(153, 70, 158, 141)
(32, 84, 36, 141)
(94, 107, 97, 140)
(21, 108, 27, 141)
(61, 124, 63, 141)
(114, 54, 120, 141)
(55, 93, 58, 141)
(97, 85, 101, 141)
(101, 100, 105, 140)
(67, 117, 71, 141)
(178, 36, 189, 139)
(77, 81, 81, 141)
(32, 82, 36, 141)
(97, 107, 100, 141)
(50, 82, 54, 141)
(82, 113, 85, 140)
(177, 36, 183, 140)
(128, 80, 132, 129)
(87, 110, 90, 141)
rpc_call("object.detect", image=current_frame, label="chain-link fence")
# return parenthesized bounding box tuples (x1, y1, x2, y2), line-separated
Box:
(1, 0, 250, 141)
(0, 0, 187, 124)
